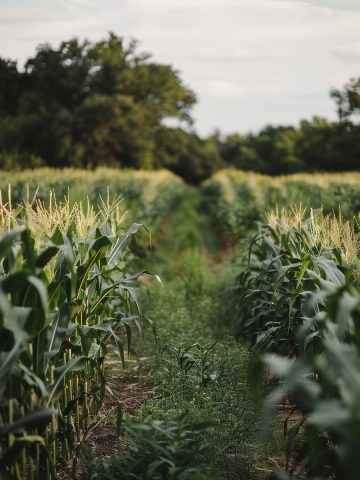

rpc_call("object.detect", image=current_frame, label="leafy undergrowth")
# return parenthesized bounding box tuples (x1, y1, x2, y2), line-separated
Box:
(79, 258, 263, 479)
(77, 189, 287, 479)
(142, 265, 259, 479)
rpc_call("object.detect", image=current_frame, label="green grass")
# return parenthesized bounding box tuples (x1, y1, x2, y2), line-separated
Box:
(142, 273, 260, 478)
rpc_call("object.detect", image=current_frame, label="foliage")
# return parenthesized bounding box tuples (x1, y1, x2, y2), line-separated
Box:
(156, 128, 223, 184)
(138, 258, 260, 479)
(212, 114, 360, 175)
(75, 189, 258, 479)
(98, 415, 217, 480)
(330, 77, 360, 121)
(265, 282, 360, 480)
(158, 341, 225, 387)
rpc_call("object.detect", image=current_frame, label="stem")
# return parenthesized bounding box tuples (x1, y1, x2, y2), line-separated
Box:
(75, 373, 80, 440)
(62, 352, 68, 461)
(29, 458, 34, 480)
(45, 428, 49, 479)
(9, 397, 14, 477)
(50, 366, 56, 469)
(20, 401, 27, 477)
(35, 427, 40, 480)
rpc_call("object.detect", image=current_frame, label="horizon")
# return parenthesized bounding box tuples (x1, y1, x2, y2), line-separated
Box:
(1, 0, 359, 136)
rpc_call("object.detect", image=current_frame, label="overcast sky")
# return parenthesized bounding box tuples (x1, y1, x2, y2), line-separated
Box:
(1, 0, 360, 135)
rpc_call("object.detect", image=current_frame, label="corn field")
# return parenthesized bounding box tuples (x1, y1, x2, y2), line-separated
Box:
(1, 168, 360, 479)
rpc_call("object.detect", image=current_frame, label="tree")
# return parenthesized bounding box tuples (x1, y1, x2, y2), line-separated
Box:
(0, 59, 22, 115)
(154, 128, 223, 184)
(0, 33, 196, 170)
(330, 77, 360, 121)
(213, 133, 267, 173)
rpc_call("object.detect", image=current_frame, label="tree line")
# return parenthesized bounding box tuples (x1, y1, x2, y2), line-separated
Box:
(0, 33, 359, 183)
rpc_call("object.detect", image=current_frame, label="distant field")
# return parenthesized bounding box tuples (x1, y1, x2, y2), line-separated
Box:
(0, 167, 184, 229)
(202, 168, 360, 236)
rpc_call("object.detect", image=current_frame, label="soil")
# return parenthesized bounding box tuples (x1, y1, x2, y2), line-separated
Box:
(57, 367, 155, 479)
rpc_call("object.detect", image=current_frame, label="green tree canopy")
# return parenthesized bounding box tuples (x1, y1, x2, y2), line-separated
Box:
(0, 33, 196, 170)
(330, 77, 360, 121)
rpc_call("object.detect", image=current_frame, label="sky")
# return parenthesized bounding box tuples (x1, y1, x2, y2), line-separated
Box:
(1, 0, 360, 135)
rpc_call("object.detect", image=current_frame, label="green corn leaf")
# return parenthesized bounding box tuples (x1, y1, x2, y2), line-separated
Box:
(0, 408, 56, 438)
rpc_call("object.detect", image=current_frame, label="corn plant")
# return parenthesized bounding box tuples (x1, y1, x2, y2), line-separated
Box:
(233, 208, 360, 478)
(158, 341, 225, 387)
(264, 281, 360, 479)
(0, 228, 58, 479)
(0, 194, 156, 477)
(234, 210, 351, 355)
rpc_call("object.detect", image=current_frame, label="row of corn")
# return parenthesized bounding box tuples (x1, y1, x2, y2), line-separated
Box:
(233, 207, 360, 478)
(202, 169, 360, 237)
(0, 191, 158, 478)
(0, 168, 184, 231)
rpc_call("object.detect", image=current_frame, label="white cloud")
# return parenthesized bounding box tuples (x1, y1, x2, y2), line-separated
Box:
(194, 51, 266, 63)
(334, 43, 360, 59)
(277, 0, 360, 11)
(0, 7, 69, 24)
(204, 80, 245, 97)
(131, 0, 301, 10)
